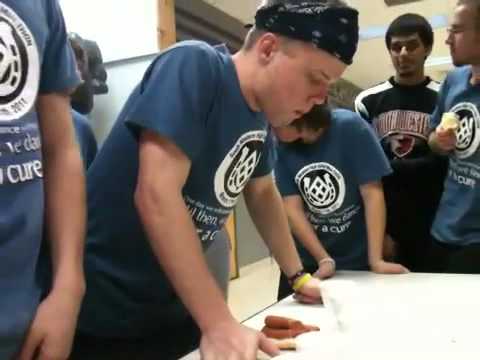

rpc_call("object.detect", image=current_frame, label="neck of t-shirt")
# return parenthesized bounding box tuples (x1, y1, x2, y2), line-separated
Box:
(391, 74, 429, 88)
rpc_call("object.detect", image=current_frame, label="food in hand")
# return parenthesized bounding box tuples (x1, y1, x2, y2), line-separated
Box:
(438, 112, 460, 131)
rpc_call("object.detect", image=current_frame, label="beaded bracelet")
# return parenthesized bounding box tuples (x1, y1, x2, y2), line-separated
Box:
(319, 257, 336, 267)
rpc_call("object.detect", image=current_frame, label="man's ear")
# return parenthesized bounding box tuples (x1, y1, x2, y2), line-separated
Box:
(425, 46, 433, 60)
(256, 32, 281, 65)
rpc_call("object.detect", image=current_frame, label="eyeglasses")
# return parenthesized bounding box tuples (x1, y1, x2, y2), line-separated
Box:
(389, 40, 421, 54)
(446, 26, 477, 35)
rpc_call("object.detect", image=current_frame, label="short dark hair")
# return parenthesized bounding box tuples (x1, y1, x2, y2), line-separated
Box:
(293, 103, 332, 132)
(242, 0, 351, 51)
(457, 0, 480, 29)
(385, 13, 434, 49)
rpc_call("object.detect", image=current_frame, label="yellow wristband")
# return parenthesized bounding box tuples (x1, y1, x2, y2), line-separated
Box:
(292, 273, 312, 292)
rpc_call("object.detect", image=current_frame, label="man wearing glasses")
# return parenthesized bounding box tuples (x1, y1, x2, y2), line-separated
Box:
(428, 0, 480, 273)
(355, 14, 447, 272)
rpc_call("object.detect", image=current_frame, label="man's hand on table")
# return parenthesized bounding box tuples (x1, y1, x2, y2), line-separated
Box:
(200, 319, 280, 360)
(371, 260, 409, 274)
(293, 276, 323, 304)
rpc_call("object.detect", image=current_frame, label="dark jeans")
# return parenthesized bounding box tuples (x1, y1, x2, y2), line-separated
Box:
(427, 239, 480, 274)
(70, 317, 200, 360)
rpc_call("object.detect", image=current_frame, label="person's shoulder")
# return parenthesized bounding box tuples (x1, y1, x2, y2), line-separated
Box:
(425, 77, 441, 93)
(140, 40, 224, 91)
(150, 40, 225, 81)
(164, 40, 224, 64)
(355, 79, 393, 103)
(447, 66, 471, 83)
(333, 108, 372, 133)
(333, 108, 363, 125)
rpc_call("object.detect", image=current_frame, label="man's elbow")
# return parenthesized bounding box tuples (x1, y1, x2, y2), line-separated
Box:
(245, 175, 275, 198)
(134, 181, 163, 220)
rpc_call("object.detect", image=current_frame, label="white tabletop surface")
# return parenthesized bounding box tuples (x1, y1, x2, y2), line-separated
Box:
(181, 271, 480, 359)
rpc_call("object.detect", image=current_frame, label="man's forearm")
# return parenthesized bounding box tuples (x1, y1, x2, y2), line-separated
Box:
(43, 146, 86, 293)
(135, 187, 233, 331)
(244, 180, 303, 277)
(38, 95, 86, 295)
(360, 183, 385, 266)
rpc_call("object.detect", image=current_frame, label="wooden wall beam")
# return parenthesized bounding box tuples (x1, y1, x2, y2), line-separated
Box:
(157, 0, 177, 49)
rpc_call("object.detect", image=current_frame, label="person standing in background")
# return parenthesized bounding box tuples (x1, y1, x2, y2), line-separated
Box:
(355, 14, 447, 271)
(274, 104, 407, 301)
(428, 0, 480, 273)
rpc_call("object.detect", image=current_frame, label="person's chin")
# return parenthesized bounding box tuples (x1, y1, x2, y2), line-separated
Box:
(272, 117, 295, 128)
(451, 56, 466, 67)
(398, 70, 415, 78)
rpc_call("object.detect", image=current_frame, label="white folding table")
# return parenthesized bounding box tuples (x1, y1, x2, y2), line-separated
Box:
(182, 271, 480, 359)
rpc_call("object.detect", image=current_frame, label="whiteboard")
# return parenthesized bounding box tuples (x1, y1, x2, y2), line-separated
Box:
(59, 0, 158, 63)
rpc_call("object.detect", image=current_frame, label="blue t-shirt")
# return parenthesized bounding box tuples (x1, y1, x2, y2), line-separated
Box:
(430, 66, 480, 246)
(79, 41, 275, 337)
(72, 110, 97, 169)
(275, 109, 391, 270)
(0, 1, 79, 357)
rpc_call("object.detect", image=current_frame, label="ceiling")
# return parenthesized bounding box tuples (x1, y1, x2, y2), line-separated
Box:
(205, 0, 459, 90)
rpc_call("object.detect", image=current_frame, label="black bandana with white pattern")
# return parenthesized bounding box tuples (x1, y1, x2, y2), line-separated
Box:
(254, 1, 359, 65)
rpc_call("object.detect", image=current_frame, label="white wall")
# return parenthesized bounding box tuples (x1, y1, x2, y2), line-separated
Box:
(58, 0, 160, 143)
(59, 0, 158, 63)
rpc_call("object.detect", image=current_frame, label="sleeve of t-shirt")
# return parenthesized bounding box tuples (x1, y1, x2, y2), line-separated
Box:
(251, 130, 276, 178)
(345, 112, 392, 185)
(274, 146, 299, 197)
(125, 43, 220, 161)
(39, 0, 80, 93)
(72, 110, 97, 169)
(430, 75, 450, 130)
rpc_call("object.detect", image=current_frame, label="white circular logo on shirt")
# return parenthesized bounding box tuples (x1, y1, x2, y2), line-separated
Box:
(295, 162, 345, 215)
(451, 102, 480, 159)
(0, 3, 39, 121)
(214, 131, 266, 207)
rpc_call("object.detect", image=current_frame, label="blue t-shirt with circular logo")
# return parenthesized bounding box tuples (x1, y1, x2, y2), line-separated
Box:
(79, 40, 275, 337)
(430, 66, 480, 246)
(0, 1, 79, 357)
(275, 109, 391, 270)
